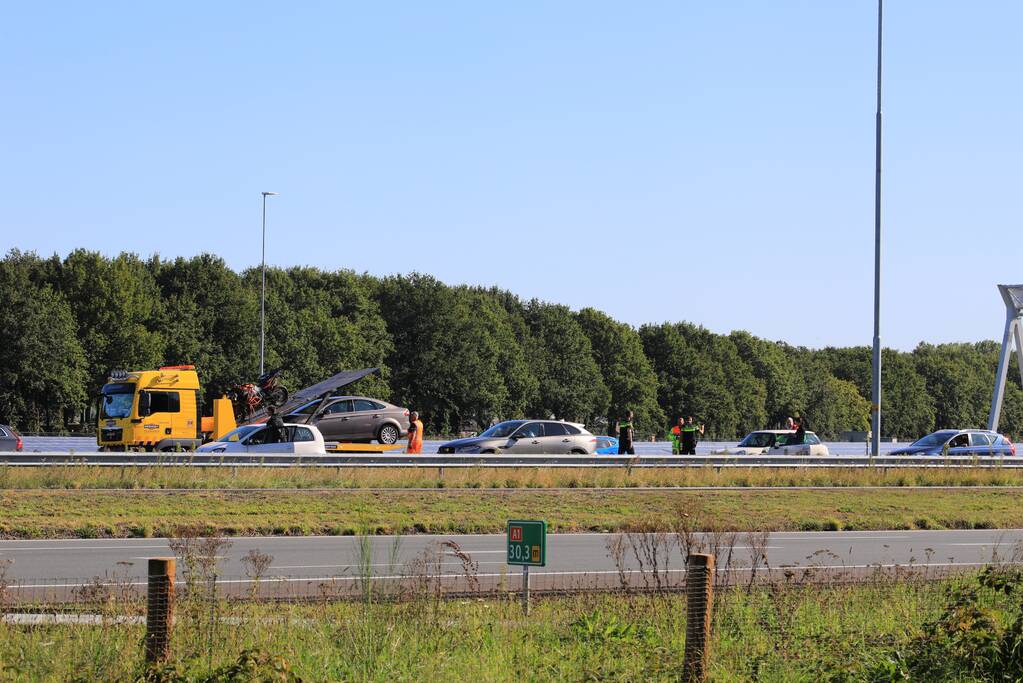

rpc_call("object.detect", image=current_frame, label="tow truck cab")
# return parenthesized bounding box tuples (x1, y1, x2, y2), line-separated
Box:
(97, 365, 204, 451)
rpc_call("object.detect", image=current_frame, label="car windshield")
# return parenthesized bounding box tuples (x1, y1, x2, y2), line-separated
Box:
(100, 383, 135, 419)
(479, 421, 526, 438)
(738, 432, 779, 448)
(910, 430, 958, 448)
(219, 425, 260, 443)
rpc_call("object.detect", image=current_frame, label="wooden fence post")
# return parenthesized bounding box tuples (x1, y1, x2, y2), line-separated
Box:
(682, 553, 714, 683)
(145, 557, 175, 664)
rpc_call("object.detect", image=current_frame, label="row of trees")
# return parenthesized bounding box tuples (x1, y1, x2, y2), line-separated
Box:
(1, 249, 1021, 439)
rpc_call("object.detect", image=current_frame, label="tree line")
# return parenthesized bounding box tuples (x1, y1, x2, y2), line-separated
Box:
(1, 249, 1021, 440)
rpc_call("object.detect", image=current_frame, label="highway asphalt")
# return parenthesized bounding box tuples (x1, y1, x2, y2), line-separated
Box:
(3, 529, 1022, 597)
(21, 436, 908, 456)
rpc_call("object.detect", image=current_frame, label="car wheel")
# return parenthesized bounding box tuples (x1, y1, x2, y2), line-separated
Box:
(570, 448, 587, 455)
(480, 449, 496, 454)
(377, 424, 399, 445)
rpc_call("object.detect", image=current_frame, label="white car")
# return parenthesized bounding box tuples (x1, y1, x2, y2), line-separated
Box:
(197, 423, 326, 455)
(716, 429, 830, 456)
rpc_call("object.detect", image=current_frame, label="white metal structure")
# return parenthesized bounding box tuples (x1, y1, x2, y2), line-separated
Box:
(988, 285, 1023, 432)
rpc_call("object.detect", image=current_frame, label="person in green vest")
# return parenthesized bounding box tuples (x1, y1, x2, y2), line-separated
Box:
(617, 410, 635, 455)
(679, 415, 705, 455)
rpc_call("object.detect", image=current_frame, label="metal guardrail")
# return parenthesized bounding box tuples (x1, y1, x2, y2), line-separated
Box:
(1, 452, 1021, 467)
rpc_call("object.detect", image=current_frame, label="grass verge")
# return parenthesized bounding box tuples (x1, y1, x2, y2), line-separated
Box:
(0, 572, 1013, 681)
(2, 487, 1023, 538)
(5, 464, 1023, 490)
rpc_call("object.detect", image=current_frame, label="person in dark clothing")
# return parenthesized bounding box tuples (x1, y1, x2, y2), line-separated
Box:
(617, 410, 635, 455)
(264, 405, 286, 444)
(680, 415, 704, 455)
(789, 416, 806, 446)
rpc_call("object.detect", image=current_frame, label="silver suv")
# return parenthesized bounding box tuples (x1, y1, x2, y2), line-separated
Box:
(283, 396, 410, 444)
(437, 420, 597, 454)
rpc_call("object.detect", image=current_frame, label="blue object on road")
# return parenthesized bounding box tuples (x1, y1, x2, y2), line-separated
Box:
(595, 436, 619, 454)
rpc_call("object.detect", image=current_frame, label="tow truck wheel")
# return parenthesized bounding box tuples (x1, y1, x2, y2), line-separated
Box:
(377, 424, 399, 445)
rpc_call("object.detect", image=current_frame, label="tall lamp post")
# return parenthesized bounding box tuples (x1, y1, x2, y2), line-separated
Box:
(260, 191, 278, 375)
(870, 0, 883, 457)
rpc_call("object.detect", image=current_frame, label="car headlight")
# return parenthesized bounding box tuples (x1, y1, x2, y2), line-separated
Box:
(211, 447, 225, 453)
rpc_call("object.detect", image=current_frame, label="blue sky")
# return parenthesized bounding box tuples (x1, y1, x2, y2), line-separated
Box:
(2, 2, 1019, 350)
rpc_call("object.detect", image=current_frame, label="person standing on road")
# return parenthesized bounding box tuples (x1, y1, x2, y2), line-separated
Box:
(680, 416, 704, 455)
(407, 411, 424, 454)
(670, 417, 685, 454)
(617, 410, 635, 455)
(790, 415, 806, 446)
(264, 405, 285, 444)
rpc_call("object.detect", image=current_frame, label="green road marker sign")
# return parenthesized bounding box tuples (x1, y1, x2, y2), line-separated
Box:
(507, 520, 546, 567)
(508, 519, 546, 615)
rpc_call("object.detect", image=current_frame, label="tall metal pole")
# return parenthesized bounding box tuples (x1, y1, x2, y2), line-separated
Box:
(870, 0, 883, 457)
(259, 191, 277, 376)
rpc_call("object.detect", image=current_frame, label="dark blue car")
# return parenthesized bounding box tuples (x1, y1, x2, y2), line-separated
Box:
(891, 429, 1016, 456)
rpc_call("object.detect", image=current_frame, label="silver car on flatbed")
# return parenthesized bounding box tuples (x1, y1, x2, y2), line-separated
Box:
(283, 395, 410, 444)
(438, 420, 597, 454)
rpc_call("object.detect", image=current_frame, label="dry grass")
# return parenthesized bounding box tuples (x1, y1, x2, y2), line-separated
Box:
(4, 463, 1023, 491)
(2, 486, 1023, 539)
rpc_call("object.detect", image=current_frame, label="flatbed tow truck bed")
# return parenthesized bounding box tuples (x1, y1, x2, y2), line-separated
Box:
(326, 442, 404, 453)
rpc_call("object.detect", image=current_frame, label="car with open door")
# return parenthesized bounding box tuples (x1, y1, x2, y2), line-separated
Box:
(891, 429, 1015, 456)
(714, 429, 830, 456)
(196, 423, 326, 454)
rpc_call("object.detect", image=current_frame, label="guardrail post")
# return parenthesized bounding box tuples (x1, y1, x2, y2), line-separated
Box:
(145, 557, 175, 664)
(682, 553, 714, 683)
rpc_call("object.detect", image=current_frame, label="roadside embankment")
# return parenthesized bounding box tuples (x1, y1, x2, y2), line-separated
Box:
(1, 487, 1022, 539)
(5, 464, 1023, 490)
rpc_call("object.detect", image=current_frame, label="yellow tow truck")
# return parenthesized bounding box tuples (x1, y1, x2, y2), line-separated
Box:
(97, 365, 236, 451)
(97, 365, 407, 452)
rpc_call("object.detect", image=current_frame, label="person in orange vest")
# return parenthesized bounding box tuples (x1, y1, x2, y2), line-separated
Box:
(407, 411, 424, 454)
(669, 416, 684, 454)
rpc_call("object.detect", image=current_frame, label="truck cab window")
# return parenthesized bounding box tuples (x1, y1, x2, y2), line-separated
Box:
(146, 391, 180, 414)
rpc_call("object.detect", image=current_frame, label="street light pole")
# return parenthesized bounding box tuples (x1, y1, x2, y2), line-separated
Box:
(870, 0, 883, 457)
(260, 191, 278, 376)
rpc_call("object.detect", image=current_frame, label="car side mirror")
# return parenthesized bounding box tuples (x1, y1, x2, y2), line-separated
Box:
(138, 392, 151, 417)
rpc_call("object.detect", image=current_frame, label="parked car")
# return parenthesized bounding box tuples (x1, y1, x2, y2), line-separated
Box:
(282, 396, 409, 444)
(0, 424, 22, 452)
(715, 429, 830, 456)
(197, 423, 326, 454)
(891, 429, 1016, 456)
(595, 436, 619, 454)
(437, 420, 597, 454)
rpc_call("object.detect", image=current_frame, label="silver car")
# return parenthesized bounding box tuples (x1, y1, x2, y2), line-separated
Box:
(437, 420, 597, 454)
(283, 396, 410, 444)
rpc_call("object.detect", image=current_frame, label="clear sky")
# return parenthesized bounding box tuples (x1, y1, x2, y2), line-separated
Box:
(2, 2, 1019, 350)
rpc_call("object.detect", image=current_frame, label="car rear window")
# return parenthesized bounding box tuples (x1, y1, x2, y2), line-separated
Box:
(353, 399, 380, 412)
(564, 424, 581, 435)
(971, 433, 992, 447)
(543, 422, 569, 436)
(0, 427, 7, 438)
(293, 427, 315, 442)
